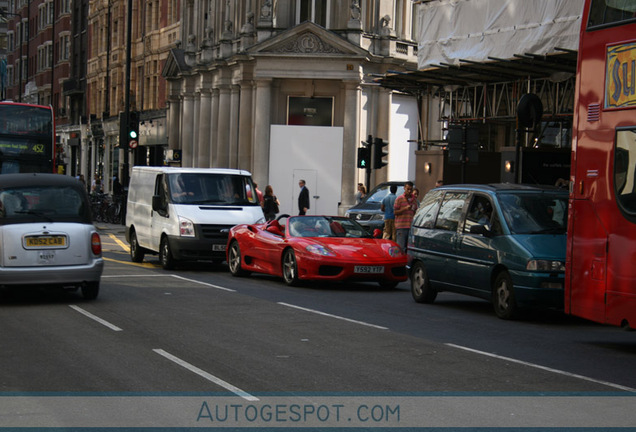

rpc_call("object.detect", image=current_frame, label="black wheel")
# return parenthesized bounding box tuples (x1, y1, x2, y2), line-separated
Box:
(282, 249, 299, 286)
(410, 261, 437, 303)
(159, 236, 176, 270)
(82, 282, 100, 300)
(228, 240, 249, 276)
(129, 230, 145, 263)
(492, 270, 517, 319)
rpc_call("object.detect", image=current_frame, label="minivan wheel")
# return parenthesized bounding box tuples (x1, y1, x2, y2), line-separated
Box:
(82, 282, 100, 300)
(493, 270, 517, 319)
(410, 261, 437, 303)
(228, 241, 249, 277)
(159, 236, 176, 270)
(129, 230, 145, 263)
(282, 249, 299, 286)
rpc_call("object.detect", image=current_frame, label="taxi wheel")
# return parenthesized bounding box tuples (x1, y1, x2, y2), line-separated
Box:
(160, 236, 176, 270)
(492, 270, 518, 320)
(282, 249, 299, 286)
(82, 282, 100, 300)
(129, 230, 145, 263)
(228, 240, 249, 277)
(410, 261, 437, 303)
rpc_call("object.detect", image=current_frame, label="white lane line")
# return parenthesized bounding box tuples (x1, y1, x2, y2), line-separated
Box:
(153, 349, 258, 401)
(69, 305, 123, 332)
(170, 275, 236, 292)
(446, 343, 636, 392)
(278, 302, 389, 330)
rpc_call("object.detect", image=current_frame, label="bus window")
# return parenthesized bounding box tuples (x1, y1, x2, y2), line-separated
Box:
(615, 128, 636, 214)
(588, 0, 636, 28)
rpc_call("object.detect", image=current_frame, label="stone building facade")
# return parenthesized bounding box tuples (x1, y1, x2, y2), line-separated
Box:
(164, 0, 420, 212)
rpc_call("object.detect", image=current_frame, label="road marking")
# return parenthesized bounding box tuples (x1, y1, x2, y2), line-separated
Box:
(446, 343, 636, 392)
(278, 302, 388, 330)
(170, 275, 236, 292)
(103, 256, 160, 268)
(108, 233, 130, 251)
(69, 305, 123, 332)
(153, 349, 258, 401)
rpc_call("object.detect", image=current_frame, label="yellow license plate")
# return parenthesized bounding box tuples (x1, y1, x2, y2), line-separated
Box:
(25, 236, 67, 248)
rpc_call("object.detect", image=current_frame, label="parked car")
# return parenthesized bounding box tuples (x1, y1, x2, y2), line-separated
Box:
(407, 184, 568, 319)
(0, 173, 104, 299)
(345, 181, 405, 232)
(227, 215, 408, 288)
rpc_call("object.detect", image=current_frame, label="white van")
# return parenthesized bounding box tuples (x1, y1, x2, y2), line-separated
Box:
(125, 167, 264, 269)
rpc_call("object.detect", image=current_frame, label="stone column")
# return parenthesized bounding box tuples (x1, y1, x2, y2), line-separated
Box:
(167, 98, 181, 150)
(209, 88, 220, 167)
(192, 94, 201, 166)
(228, 84, 240, 168)
(181, 94, 195, 167)
(197, 90, 212, 167)
(215, 86, 231, 167)
(342, 81, 361, 208)
(237, 80, 254, 171)
(252, 79, 272, 186)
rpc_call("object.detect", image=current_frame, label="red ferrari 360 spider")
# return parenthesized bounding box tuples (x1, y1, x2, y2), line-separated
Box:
(226, 215, 408, 287)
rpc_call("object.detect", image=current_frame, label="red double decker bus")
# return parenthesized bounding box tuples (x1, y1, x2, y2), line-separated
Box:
(0, 102, 56, 174)
(566, 0, 636, 328)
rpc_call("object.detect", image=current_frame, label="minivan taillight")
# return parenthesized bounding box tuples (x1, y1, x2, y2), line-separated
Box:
(91, 232, 102, 255)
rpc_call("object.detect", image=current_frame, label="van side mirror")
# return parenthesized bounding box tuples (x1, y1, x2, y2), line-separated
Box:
(152, 195, 165, 212)
(470, 224, 490, 236)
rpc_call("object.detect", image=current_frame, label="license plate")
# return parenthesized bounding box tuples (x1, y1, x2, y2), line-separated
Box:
(213, 244, 226, 252)
(25, 235, 67, 248)
(354, 265, 384, 274)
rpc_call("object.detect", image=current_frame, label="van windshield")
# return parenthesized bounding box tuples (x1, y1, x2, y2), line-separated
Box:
(167, 173, 259, 205)
(498, 192, 568, 235)
(0, 185, 90, 224)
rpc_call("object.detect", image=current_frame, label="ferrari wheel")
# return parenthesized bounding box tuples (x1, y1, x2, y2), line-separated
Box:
(228, 240, 249, 277)
(282, 249, 299, 286)
(410, 261, 437, 303)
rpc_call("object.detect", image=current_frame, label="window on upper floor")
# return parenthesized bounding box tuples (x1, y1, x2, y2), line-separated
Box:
(297, 0, 330, 28)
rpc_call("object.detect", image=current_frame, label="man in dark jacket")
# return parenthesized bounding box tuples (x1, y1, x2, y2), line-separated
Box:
(298, 179, 310, 215)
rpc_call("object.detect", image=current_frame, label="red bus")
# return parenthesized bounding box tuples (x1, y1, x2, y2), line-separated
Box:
(0, 102, 56, 174)
(566, 0, 636, 329)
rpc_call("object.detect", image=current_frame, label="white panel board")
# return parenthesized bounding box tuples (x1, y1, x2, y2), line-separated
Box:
(390, 94, 419, 182)
(269, 125, 343, 216)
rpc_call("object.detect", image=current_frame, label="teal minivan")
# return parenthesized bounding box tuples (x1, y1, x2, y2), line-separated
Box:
(408, 184, 568, 319)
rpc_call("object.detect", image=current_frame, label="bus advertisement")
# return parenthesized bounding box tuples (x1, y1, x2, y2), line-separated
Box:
(566, 0, 636, 329)
(0, 102, 56, 174)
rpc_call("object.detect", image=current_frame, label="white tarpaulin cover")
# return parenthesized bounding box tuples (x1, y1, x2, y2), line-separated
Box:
(416, 0, 585, 69)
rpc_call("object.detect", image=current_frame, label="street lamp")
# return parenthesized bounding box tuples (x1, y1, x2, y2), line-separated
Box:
(0, 8, 23, 102)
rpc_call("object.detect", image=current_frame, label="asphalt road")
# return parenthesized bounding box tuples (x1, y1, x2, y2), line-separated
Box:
(1, 224, 635, 428)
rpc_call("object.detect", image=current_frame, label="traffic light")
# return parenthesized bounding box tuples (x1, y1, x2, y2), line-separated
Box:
(373, 137, 388, 169)
(357, 146, 370, 169)
(128, 111, 139, 143)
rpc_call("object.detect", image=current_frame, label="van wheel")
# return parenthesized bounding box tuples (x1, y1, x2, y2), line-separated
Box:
(493, 270, 517, 319)
(129, 230, 145, 263)
(160, 236, 176, 270)
(410, 261, 437, 303)
(228, 241, 249, 277)
(282, 249, 299, 286)
(82, 282, 100, 300)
